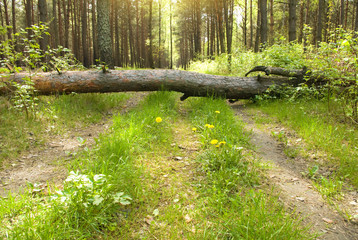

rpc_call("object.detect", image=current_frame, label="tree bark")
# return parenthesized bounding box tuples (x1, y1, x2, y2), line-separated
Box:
(38, 0, 49, 62)
(355, 0, 358, 32)
(3, 0, 11, 40)
(260, 0, 267, 45)
(317, 0, 324, 44)
(288, 0, 296, 42)
(97, 0, 114, 68)
(82, 0, 89, 68)
(1, 69, 305, 100)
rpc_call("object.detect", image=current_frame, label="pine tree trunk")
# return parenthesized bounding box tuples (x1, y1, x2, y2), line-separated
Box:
(38, 0, 48, 57)
(82, 0, 89, 67)
(92, 0, 98, 63)
(288, 0, 296, 42)
(2, 0, 11, 40)
(97, 0, 114, 68)
(260, 0, 267, 45)
(1, 69, 306, 100)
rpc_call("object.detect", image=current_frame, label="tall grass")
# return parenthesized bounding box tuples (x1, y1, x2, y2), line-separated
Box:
(0, 93, 130, 161)
(185, 97, 315, 239)
(254, 99, 358, 188)
(0, 91, 178, 239)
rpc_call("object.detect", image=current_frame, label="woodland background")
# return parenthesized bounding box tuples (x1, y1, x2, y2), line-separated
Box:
(0, 0, 357, 70)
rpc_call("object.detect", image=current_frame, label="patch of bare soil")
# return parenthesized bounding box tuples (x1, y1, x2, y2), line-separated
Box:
(0, 92, 148, 197)
(232, 102, 358, 240)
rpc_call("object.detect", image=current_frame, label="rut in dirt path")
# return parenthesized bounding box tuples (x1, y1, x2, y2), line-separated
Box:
(232, 103, 358, 240)
(0, 93, 148, 197)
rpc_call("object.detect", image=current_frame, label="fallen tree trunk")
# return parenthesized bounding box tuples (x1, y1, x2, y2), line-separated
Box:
(0, 69, 305, 100)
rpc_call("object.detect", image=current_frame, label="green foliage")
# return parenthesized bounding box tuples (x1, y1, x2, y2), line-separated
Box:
(0, 24, 82, 119)
(1, 172, 132, 239)
(306, 29, 358, 122)
(186, 97, 313, 239)
(262, 37, 305, 70)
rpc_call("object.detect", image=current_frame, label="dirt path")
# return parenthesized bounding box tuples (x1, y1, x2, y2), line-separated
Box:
(0, 93, 148, 197)
(232, 103, 358, 240)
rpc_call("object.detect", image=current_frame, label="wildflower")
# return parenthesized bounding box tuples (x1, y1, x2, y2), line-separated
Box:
(215, 111, 220, 114)
(210, 139, 219, 145)
(219, 141, 226, 145)
(192, 127, 197, 132)
(156, 117, 162, 123)
(204, 124, 210, 128)
(208, 124, 215, 129)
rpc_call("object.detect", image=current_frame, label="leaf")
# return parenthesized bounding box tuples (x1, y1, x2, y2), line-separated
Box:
(153, 209, 159, 217)
(93, 195, 104, 206)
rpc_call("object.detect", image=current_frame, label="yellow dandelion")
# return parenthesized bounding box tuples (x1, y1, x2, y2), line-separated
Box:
(155, 117, 162, 123)
(208, 124, 215, 129)
(192, 127, 197, 132)
(204, 124, 210, 128)
(219, 141, 226, 145)
(216, 144, 220, 148)
(215, 111, 220, 114)
(210, 139, 219, 145)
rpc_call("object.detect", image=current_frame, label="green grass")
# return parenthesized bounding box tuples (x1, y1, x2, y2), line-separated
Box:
(0, 93, 130, 162)
(0, 91, 178, 239)
(251, 99, 358, 188)
(1, 93, 315, 239)
(184, 97, 315, 239)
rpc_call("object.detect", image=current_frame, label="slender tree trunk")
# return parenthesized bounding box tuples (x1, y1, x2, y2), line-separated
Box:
(170, 0, 173, 69)
(255, 0, 261, 52)
(148, 0, 154, 68)
(82, 0, 89, 67)
(269, 0, 274, 45)
(140, 6, 146, 68)
(194, 0, 201, 56)
(317, 0, 324, 45)
(3, 0, 11, 40)
(260, 0, 267, 46)
(298, 0, 304, 43)
(97, 0, 114, 68)
(52, 0, 59, 47)
(288, 0, 296, 42)
(158, 0, 161, 68)
(249, 0, 253, 49)
(113, 0, 119, 66)
(38, 0, 48, 55)
(127, 0, 135, 67)
(243, 0, 247, 48)
(58, 0, 63, 46)
(92, 0, 98, 63)
(0, 5, 3, 42)
(355, 0, 358, 32)
(344, 0, 348, 29)
(63, 0, 69, 48)
(340, 0, 344, 27)
(25, 0, 32, 38)
(11, 0, 16, 35)
(210, 11, 215, 56)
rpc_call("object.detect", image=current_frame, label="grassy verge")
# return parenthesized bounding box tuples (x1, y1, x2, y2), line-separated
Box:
(183, 97, 314, 239)
(0, 93, 130, 162)
(0, 92, 315, 239)
(250, 99, 358, 190)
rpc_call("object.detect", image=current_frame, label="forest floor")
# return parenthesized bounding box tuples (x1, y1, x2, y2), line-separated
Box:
(1, 93, 357, 239)
(232, 102, 358, 240)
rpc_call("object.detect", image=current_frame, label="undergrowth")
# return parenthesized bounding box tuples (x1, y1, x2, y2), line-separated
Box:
(0, 93, 130, 162)
(0, 93, 315, 239)
(252, 99, 358, 189)
(184, 97, 315, 239)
